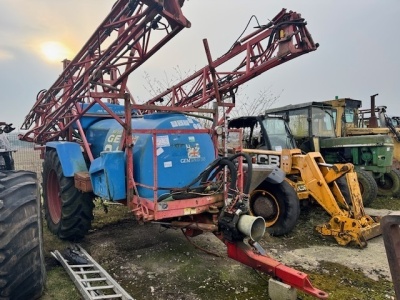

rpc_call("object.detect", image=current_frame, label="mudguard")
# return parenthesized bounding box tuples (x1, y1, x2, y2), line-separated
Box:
(89, 151, 126, 201)
(46, 141, 88, 177)
(264, 166, 286, 184)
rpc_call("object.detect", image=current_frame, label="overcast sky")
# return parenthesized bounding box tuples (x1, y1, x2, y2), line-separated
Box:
(0, 0, 399, 129)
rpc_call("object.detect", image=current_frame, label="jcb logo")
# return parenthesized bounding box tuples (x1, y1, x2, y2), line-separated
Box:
(256, 154, 280, 166)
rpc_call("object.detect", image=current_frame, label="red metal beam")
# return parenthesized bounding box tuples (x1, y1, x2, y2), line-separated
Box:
(20, 0, 190, 145)
(143, 9, 318, 113)
(226, 241, 329, 299)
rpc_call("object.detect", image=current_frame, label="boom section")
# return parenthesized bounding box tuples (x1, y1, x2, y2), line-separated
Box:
(20, 0, 190, 144)
(144, 9, 317, 113)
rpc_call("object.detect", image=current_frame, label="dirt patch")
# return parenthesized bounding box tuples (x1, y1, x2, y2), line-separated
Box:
(80, 219, 270, 300)
(41, 203, 396, 300)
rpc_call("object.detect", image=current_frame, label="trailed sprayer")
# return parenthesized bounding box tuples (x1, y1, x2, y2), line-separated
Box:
(17, 0, 327, 298)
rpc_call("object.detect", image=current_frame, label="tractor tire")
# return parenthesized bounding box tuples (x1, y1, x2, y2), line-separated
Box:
(376, 169, 400, 197)
(0, 171, 45, 300)
(336, 176, 352, 205)
(42, 149, 94, 240)
(250, 180, 300, 236)
(356, 169, 378, 207)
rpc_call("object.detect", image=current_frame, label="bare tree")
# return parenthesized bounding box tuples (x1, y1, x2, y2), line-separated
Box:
(229, 85, 283, 118)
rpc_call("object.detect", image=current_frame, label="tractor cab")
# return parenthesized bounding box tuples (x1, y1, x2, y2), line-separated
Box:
(264, 102, 336, 153)
(227, 115, 296, 151)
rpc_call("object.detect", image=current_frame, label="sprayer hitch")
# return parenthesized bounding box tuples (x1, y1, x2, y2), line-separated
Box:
(226, 240, 329, 299)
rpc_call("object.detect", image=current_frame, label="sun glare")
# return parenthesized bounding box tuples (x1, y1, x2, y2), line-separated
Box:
(40, 41, 72, 63)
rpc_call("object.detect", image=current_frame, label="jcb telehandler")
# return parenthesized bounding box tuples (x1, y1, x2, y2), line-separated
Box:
(264, 101, 396, 205)
(225, 114, 381, 248)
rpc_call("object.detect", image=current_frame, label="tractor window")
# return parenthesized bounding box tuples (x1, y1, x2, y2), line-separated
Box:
(287, 109, 309, 138)
(310, 107, 336, 137)
(262, 118, 295, 150)
(344, 108, 356, 124)
(311, 107, 336, 137)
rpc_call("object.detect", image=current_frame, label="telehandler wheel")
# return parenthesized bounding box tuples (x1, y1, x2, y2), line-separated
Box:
(250, 180, 300, 236)
(376, 169, 400, 197)
(356, 169, 378, 207)
(42, 149, 94, 240)
(0, 171, 45, 300)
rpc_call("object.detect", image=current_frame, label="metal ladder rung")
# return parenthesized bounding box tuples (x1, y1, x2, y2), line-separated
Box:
(92, 294, 123, 300)
(80, 277, 107, 282)
(76, 270, 101, 275)
(52, 246, 134, 300)
(70, 264, 96, 268)
(86, 285, 115, 291)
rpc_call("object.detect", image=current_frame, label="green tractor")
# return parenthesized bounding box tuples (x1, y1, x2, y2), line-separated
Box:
(265, 101, 397, 205)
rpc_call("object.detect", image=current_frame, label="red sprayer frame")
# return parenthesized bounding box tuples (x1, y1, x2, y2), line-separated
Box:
(20, 2, 327, 298)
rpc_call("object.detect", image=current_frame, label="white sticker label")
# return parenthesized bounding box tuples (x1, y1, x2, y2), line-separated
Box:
(171, 120, 190, 127)
(156, 147, 164, 156)
(164, 161, 172, 168)
(156, 135, 170, 147)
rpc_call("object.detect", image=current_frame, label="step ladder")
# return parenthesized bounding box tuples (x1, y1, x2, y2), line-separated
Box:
(51, 244, 134, 300)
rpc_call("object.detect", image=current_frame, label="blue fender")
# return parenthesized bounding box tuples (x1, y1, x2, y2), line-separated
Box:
(46, 141, 88, 177)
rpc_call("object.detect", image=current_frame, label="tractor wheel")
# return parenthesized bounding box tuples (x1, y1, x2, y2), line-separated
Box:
(376, 169, 400, 197)
(250, 180, 300, 236)
(0, 171, 45, 300)
(42, 150, 94, 240)
(356, 169, 378, 207)
(336, 176, 352, 205)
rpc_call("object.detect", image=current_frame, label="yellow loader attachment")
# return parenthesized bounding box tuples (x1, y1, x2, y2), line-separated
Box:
(284, 150, 381, 248)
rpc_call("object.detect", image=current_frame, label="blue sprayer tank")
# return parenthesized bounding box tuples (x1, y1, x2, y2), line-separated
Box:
(82, 105, 215, 201)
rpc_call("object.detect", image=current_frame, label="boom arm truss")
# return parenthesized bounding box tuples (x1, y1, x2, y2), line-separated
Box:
(20, 0, 190, 144)
(142, 9, 318, 114)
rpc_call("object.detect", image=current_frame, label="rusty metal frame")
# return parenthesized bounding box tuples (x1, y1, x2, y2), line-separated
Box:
(382, 212, 400, 299)
(143, 8, 317, 115)
(20, 0, 190, 149)
(18, 3, 328, 297)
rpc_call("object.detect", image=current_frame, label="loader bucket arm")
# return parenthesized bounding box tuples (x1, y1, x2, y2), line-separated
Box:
(287, 149, 381, 248)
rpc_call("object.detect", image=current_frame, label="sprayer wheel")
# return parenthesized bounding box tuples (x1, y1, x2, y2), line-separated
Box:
(42, 150, 94, 240)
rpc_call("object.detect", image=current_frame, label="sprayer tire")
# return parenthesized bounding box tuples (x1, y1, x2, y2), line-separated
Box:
(42, 150, 94, 240)
(376, 169, 400, 197)
(356, 169, 378, 207)
(250, 180, 300, 236)
(0, 171, 45, 300)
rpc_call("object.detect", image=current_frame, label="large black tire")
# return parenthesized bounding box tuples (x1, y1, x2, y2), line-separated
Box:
(376, 169, 400, 197)
(336, 176, 352, 205)
(0, 171, 45, 300)
(250, 180, 300, 236)
(356, 169, 378, 207)
(42, 150, 94, 240)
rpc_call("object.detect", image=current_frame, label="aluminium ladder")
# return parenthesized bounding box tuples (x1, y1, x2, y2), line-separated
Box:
(51, 244, 134, 300)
